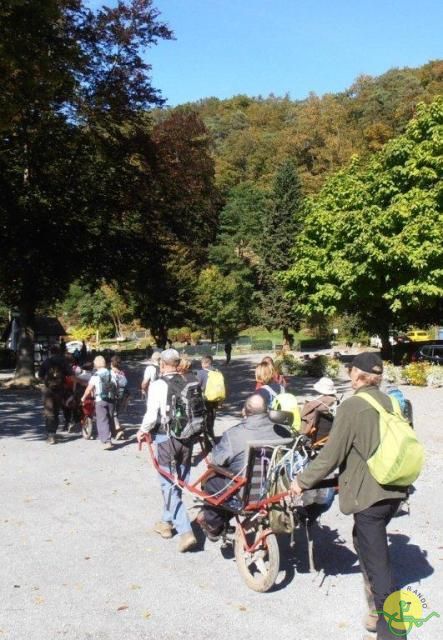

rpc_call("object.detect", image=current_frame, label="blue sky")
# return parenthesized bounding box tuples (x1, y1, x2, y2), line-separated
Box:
(93, 0, 443, 106)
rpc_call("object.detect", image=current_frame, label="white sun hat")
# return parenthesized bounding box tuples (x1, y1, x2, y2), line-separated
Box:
(313, 376, 337, 396)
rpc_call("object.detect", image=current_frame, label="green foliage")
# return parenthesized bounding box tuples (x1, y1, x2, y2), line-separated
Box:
(257, 159, 304, 337)
(274, 353, 305, 375)
(67, 326, 96, 342)
(402, 362, 430, 386)
(303, 355, 340, 378)
(193, 266, 246, 341)
(284, 98, 443, 340)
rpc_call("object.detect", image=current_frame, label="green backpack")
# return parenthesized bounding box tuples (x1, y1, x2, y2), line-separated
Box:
(359, 392, 424, 486)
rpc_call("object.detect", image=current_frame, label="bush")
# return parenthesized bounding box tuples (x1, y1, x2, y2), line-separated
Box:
(383, 362, 403, 384)
(68, 325, 95, 341)
(251, 339, 273, 351)
(275, 353, 305, 375)
(302, 355, 340, 378)
(426, 365, 443, 388)
(402, 362, 429, 386)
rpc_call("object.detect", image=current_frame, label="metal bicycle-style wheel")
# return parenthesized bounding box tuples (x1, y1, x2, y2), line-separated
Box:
(234, 522, 280, 592)
(81, 416, 94, 440)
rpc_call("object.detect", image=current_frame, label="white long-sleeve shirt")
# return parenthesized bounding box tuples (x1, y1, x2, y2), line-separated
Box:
(140, 372, 177, 433)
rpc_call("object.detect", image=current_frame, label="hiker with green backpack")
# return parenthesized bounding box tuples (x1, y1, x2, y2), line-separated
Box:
(290, 352, 424, 640)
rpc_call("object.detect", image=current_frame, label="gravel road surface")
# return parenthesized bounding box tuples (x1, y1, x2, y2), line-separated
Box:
(1, 355, 441, 640)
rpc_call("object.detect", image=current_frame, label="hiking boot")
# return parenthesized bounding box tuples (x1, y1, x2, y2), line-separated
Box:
(177, 531, 197, 553)
(154, 521, 173, 539)
(47, 434, 57, 445)
(363, 573, 377, 632)
(114, 429, 125, 441)
(103, 441, 113, 451)
(364, 611, 377, 633)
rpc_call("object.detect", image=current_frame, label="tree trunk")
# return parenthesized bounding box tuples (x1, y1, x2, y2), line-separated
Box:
(152, 325, 168, 349)
(14, 309, 36, 382)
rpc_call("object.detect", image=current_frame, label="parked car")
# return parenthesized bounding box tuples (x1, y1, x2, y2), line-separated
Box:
(413, 344, 443, 364)
(66, 340, 84, 354)
(407, 329, 433, 342)
(369, 331, 409, 348)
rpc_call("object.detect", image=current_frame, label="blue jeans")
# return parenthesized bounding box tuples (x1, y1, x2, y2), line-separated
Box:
(154, 433, 193, 535)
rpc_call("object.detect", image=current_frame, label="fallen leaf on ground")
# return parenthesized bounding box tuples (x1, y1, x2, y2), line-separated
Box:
(142, 610, 151, 619)
(117, 605, 128, 611)
(130, 584, 141, 590)
(34, 596, 45, 605)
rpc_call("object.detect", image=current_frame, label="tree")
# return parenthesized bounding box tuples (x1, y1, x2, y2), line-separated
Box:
(194, 266, 246, 342)
(0, 0, 172, 378)
(284, 99, 443, 350)
(258, 159, 304, 342)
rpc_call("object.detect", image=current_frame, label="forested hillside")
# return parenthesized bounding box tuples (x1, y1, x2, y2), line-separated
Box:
(180, 60, 443, 195)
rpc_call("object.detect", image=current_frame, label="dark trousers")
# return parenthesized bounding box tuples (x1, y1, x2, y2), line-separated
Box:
(202, 476, 235, 532)
(204, 401, 218, 440)
(353, 498, 403, 640)
(43, 388, 64, 434)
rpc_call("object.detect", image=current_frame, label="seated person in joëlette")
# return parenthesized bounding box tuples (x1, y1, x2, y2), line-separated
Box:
(300, 376, 338, 437)
(196, 394, 289, 541)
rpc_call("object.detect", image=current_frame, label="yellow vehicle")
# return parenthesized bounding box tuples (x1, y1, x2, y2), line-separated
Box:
(407, 329, 433, 342)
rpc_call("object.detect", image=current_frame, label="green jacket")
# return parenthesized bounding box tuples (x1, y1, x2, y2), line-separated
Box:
(297, 385, 407, 515)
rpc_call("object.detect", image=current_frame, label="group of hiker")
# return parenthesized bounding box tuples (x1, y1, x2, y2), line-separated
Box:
(136, 349, 423, 640)
(37, 342, 424, 640)
(38, 344, 128, 446)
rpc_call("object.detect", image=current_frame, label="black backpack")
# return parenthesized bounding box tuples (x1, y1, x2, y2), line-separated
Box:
(164, 374, 206, 440)
(45, 362, 65, 390)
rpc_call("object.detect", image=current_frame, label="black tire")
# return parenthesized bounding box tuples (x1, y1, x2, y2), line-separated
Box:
(234, 523, 280, 592)
(82, 417, 94, 440)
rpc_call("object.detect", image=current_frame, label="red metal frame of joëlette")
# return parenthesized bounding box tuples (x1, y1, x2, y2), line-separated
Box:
(139, 433, 248, 508)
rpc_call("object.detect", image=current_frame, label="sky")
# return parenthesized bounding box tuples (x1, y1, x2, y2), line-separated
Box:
(92, 0, 443, 106)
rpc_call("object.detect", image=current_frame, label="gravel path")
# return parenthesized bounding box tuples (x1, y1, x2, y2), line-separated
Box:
(0, 355, 442, 640)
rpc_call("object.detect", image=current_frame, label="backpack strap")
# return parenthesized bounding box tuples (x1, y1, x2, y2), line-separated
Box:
(357, 392, 401, 417)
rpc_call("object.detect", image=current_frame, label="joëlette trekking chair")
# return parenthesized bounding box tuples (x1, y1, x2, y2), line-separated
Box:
(140, 410, 338, 593)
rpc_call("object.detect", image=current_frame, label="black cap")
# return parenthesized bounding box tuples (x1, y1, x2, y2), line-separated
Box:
(352, 352, 383, 374)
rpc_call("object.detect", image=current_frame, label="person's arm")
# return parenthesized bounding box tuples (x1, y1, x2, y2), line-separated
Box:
(137, 380, 164, 440)
(292, 403, 355, 492)
(211, 432, 233, 467)
(81, 379, 95, 402)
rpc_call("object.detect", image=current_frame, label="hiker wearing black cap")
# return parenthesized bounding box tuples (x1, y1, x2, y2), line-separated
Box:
(290, 352, 408, 640)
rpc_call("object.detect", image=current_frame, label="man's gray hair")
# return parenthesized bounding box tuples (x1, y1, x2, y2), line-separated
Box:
(244, 394, 267, 416)
(161, 348, 180, 365)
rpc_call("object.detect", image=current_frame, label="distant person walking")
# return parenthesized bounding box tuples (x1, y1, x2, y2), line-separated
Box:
(197, 355, 226, 440)
(224, 341, 232, 365)
(38, 345, 72, 444)
(141, 351, 161, 399)
(81, 356, 115, 450)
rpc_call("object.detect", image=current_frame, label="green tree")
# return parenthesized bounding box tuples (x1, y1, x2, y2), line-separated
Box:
(258, 159, 304, 342)
(0, 0, 172, 378)
(284, 99, 443, 350)
(194, 266, 246, 342)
